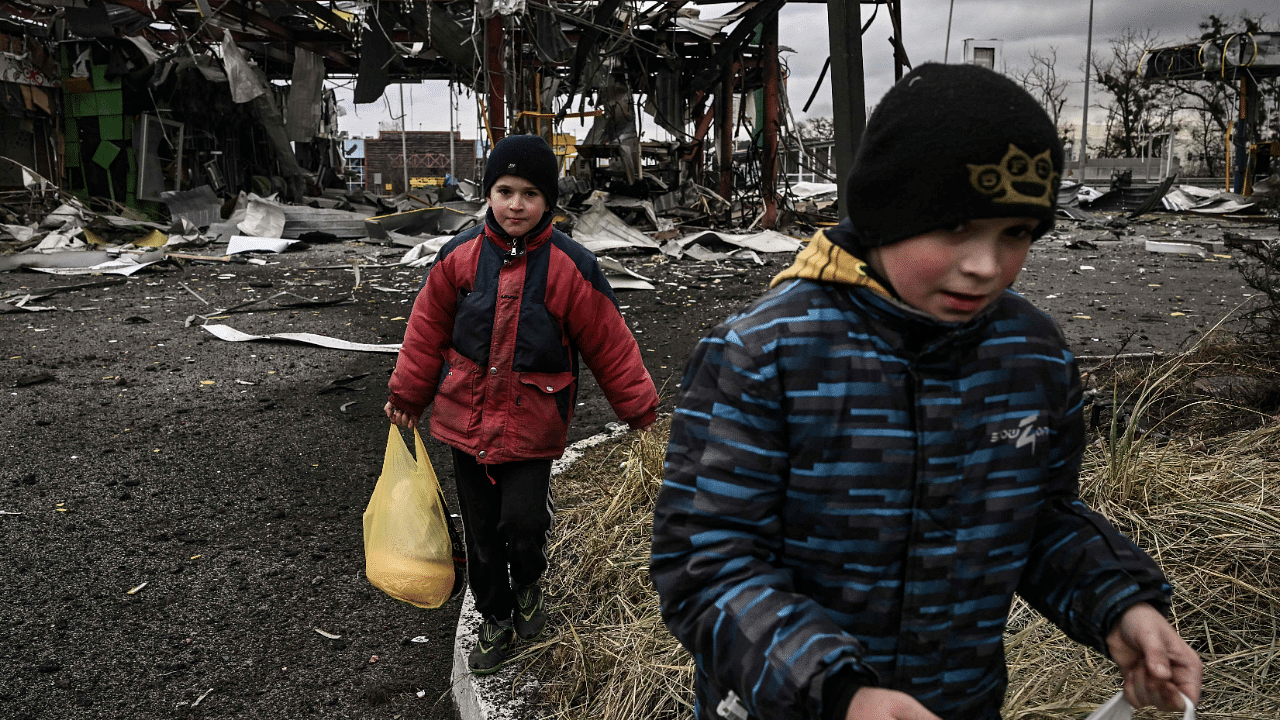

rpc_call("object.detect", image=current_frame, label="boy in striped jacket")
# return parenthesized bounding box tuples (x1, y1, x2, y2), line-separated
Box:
(651, 64, 1200, 720)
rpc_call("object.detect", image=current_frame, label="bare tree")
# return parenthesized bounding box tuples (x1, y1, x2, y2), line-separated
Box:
(1013, 46, 1070, 133)
(1091, 28, 1172, 158)
(1176, 82, 1232, 177)
(797, 116, 834, 142)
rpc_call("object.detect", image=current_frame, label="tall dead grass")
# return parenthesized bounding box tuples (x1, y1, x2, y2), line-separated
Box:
(512, 353, 1280, 718)
(1004, 422, 1280, 718)
(512, 417, 694, 718)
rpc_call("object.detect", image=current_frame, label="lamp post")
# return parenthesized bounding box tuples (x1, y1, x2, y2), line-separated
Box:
(399, 83, 409, 195)
(944, 0, 956, 63)
(1079, 0, 1094, 180)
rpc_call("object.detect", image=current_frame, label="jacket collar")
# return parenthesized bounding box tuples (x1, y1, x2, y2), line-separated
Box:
(484, 209, 554, 261)
(771, 224, 893, 298)
(774, 224, 1000, 354)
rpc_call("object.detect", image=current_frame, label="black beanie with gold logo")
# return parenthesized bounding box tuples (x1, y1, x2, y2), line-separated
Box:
(844, 63, 1062, 247)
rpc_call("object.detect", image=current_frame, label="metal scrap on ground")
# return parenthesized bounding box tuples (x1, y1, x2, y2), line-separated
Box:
(201, 324, 402, 354)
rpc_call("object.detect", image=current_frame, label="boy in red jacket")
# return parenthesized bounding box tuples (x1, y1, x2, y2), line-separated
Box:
(385, 134, 658, 674)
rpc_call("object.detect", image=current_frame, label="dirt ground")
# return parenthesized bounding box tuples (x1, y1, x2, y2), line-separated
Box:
(0, 210, 1272, 719)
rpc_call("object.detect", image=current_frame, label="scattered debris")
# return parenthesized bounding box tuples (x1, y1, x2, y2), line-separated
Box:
(318, 374, 371, 394)
(238, 194, 288, 239)
(662, 229, 802, 261)
(598, 257, 656, 291)
(1145, 240, 1210, 259)
(201, 324, 401, 354)
(398, 237, 452, 268)
(178, 283, 210, 305)
(1065, 239, 1099, 250)
(192, 688, 214, 707)
(1, 296, 54, 313)
(364, 203, 482, 240)
(575, 197, 663, 253)
(161, 186, 223, 229)
(226, 236, 299, 255)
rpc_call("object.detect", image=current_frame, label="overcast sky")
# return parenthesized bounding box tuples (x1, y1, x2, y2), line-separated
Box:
(334, 1, 1272, 140)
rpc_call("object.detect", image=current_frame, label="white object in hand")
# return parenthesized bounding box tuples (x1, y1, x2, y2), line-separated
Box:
(1084, 691, 1195, 720)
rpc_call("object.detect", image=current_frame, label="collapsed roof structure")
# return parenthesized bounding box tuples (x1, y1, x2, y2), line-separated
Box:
(1141, 30, 1280, 195)
(0, 0, 905, 228)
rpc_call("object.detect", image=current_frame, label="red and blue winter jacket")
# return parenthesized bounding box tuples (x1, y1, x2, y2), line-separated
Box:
(388, 214, 658, 464)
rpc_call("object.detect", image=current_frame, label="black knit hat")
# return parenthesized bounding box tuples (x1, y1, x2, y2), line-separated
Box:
(845, 63, 1062, 248)
(482, 135, 559, 210)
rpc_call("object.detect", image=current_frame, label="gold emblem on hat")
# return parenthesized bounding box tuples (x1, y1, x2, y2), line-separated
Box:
(967, 144, 1057, 207)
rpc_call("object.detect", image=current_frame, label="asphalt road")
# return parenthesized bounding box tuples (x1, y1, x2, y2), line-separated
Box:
(0, 211, 1267, 718)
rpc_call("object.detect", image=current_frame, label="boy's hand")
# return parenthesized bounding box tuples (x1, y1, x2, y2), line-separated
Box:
(844, 688, 942, 720)
(1106, 603, 1202, 711)
(384, 402, 416, 429)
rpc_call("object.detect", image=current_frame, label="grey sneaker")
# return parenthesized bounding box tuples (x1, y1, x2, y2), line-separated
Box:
(468, 618, 515, 675)
(513, 584, 547, 640)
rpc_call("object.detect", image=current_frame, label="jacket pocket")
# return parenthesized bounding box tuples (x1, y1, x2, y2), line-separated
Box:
(513, 371, 575, 454)
(431, 349, 481, 440)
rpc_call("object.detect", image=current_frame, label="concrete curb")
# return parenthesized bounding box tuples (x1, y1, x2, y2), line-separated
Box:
(451, 423, 633, 720)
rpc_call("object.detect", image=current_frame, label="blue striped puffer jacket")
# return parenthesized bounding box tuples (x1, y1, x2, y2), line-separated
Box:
(650, 274, 1170, 720)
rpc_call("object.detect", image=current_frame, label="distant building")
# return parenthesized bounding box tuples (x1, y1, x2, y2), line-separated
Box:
(964, 39, 1003, 71)
(781, 138, 836, 186)
(362, 130, 476, 195)
(342, 139, 365, 193)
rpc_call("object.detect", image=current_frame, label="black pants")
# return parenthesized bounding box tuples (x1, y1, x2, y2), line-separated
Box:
(451, 449, 554, 621)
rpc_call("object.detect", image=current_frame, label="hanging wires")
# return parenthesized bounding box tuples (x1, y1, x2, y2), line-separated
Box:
(524, 0, 672, 59)
(778, 54, 836, 184)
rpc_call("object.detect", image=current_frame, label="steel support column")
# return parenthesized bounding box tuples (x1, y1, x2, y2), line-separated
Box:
(889, 0, 905, 81)
(486, 16, 507, 143)
(760, 12, 780, 229)
(1232, 74, 1258, 194)
(826, 0, 865, 219)
(717, 66, 735, 208)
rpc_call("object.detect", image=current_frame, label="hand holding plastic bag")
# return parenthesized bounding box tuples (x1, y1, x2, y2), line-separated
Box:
(1084, 691, 1195, 720)
(363, 425, 458, 609)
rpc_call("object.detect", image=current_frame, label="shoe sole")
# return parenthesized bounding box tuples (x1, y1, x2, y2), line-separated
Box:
(468, 660, 506, 676)
(468, 645, 511, 675)
(469, 636, 514, 675)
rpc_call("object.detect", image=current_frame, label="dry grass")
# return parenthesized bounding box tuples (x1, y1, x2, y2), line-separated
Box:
(511, 416, 694, 719)
(1005, 423, 1280, 718)
(508, 344, 1280, 719)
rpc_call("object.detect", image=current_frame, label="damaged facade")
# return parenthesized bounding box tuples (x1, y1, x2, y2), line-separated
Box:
(0, 0, 914, 234)
(0, 1, 1273, 264)
(1, 1, 364, 215)
(0, 24, 61, 188)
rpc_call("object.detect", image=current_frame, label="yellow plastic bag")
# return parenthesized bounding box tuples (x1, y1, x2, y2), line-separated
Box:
(363, 425, 455, 609)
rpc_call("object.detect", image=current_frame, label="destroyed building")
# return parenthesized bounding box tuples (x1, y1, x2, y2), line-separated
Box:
(1, 0, 1275, 249)
(2, 2, 377, 214)
(0, 21, 60, 188)
(0, 0, 913, 232)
